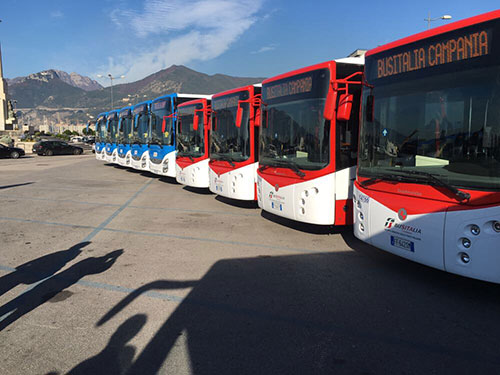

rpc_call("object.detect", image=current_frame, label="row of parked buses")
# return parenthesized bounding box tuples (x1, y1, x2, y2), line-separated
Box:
(92, 10, 500, 284)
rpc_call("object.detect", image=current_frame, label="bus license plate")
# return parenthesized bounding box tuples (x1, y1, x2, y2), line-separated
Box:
(391, 236, 414, 252)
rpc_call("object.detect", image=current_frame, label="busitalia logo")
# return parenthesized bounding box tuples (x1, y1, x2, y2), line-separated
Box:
(385, 218, 395, 228)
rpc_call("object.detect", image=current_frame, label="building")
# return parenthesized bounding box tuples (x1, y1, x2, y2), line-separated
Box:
(0, 44, 17, 131)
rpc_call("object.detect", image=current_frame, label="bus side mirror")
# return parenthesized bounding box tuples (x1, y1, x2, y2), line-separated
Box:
(235, 106, 243, 128)
(365, 95, 374, 122)
(134, 114, 140, 129)
(323, 91, 337, 120)
(263, 110, 268, 128)
(162, 116, 167, 132)
(193, 114, 199, 130)
(337, 93, 353, 122)
(254, 107, 261, 127)
(212, 116, 217, 131)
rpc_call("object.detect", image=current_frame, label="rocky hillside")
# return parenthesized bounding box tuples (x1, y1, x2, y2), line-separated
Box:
(7, 65, 265, 126)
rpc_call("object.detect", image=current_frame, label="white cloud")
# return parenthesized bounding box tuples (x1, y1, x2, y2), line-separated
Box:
(50, 10, 64, 18)
(99, 0, 264, 83)
(251, 44, 277, 54)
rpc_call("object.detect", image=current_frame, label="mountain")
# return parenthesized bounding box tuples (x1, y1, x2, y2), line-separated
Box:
(7, 70, 102, 92)
(7, 65, 265, 127)
(54, 70, 102, 91)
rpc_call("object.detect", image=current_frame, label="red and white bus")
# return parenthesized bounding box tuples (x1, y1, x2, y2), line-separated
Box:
(175, 97, 213, 188)
(257, 56, 364, 225)
(354, 10, 500, 283)
(209, 84, 262, 200)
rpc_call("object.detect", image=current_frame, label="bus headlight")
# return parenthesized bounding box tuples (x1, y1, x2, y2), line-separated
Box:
(470, 224, 480, 236)
(459, 252, 471, 264)
(461, 238, 471, 248)
(494, 221, 500, 233)
(162, 159, 169, 173)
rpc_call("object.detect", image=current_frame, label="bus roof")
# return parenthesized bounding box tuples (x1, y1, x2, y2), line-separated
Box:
(151, 93, 211, 103)
(212, 84, 260, 99)
(262, 56, 364, 85)
(177, 97, 212, 108)
(132, 100, 151, 109)
(367, 9, 500, 57)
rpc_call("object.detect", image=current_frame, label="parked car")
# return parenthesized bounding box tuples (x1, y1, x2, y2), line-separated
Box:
(0, 144, 25, 159)
(33, 141, 84, 156)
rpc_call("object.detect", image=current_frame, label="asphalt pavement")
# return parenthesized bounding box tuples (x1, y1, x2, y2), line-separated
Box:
(1, 153, 499, 375)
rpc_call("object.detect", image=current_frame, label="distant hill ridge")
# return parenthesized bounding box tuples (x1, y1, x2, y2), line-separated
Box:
(8, 65, 265, 114)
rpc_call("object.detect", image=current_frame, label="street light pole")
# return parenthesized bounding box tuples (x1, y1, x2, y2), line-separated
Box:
(425, 13, 452, 29)
(97, 74, 125, 110)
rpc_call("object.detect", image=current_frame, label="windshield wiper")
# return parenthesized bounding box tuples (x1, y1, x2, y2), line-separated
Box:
(215, 155, 235, 167)
(264, 159, 305, 178)
(178, 152, 194, 162)
(396, 169, 471, 202)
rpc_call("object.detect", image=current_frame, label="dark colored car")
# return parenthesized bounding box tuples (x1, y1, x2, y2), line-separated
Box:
(0, 144, 25, 159)
(33, 141, 84, 156)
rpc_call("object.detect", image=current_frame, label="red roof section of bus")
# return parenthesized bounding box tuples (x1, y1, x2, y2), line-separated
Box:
(262, 61, 335, 85)
(178, 98, 209, 108)
(367, 10, 500, 57)
(212, 85, 254, 99)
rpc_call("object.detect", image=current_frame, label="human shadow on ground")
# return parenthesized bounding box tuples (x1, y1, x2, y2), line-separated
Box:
(91, 248, 500, 375)
(0, 249, 123, 331)
(65, 314, 147, 375)
(0, 182, 35, 190)
(0, 242, 88, 298)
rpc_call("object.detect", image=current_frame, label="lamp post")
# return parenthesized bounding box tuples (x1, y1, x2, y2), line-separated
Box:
(97, 74, 125, 110)
(425, 13, 452, 29)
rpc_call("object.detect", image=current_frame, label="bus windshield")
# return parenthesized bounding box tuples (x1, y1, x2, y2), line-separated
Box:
(118, 111, 132, 144)
(107, 114, 119, 143)
(260, 68, 330, 171)
(150, 99, 173, 146)
(132, 107, 150, 144)
(96, 116, 107, 143)
(211, 91, 250, 162)
(360, 50, 500, 192)
(177, 104, 204, 158)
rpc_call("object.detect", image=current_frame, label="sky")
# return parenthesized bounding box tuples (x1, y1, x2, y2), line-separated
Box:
(0, 1, 498, 86)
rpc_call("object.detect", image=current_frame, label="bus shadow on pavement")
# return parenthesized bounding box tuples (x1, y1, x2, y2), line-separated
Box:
(260, 209, 348, 235)
(214, 195, 259, 209)
(0, 243, 123, 332)
(77, 248, 500, 375)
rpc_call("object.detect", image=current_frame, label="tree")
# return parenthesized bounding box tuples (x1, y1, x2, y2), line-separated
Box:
(63, 129, 73, 136)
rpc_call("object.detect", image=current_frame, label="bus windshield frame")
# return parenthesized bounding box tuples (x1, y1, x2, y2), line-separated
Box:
(359, 20, 500, 192)
(260, 68, 331, 171)
(150, 98, 173, 147)
(106, 113, 119, 143)
(118, 110, 132, 144)
(132, 105, 150, 144)
(96, 116, 107, 143)
(211, 90, 251, 163)
(177, 103, 205, 158)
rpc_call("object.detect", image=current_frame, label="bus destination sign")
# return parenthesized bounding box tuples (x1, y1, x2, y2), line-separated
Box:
(153, 100, 167, 110)
(133, 104, 148, 114)
(265, 75, 313, 100)
(376, 29, 491, 79)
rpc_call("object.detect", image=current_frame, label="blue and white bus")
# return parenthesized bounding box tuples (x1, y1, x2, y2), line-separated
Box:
(104, 109, 120, 163)
(116, 106, 133, 166)
(130, 100, 151, 170)
(148, 93, 210, 177)
(95, 112, 108, 161)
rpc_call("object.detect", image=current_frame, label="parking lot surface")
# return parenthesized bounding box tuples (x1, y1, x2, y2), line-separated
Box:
(1, 154, 500, 375)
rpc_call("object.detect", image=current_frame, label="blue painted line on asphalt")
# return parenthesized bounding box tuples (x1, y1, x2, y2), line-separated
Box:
(0, 195, 121, 208)
(0, 195, 258, 217)
(0, 215, 321, 254)
(80, 179, 153, 242)
(0, 217, 94, 230)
